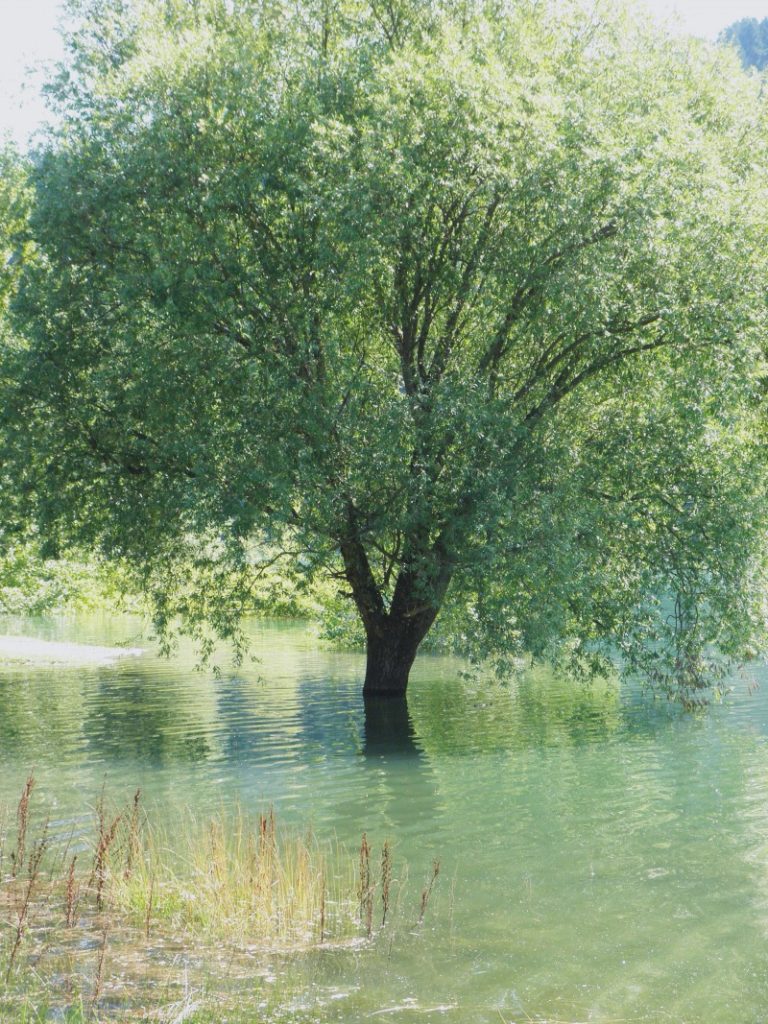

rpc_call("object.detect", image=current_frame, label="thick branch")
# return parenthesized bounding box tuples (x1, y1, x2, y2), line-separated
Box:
(427, 193, 501, 385)
(522, 330, 670, 431)
(479, 219, 620, 377)
(513, 312, 662, 407)
(338, 504, 386, 635)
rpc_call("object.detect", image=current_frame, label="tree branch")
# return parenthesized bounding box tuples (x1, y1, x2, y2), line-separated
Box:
(338, 503, 386, 635)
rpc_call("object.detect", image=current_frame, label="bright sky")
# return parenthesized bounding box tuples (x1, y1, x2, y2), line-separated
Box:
(651, 0, 768, 36)
(0, 0, 66, 146)
(1, 0, 767, 147)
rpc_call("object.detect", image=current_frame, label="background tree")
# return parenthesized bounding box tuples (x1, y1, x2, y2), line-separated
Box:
(0, 144, 28, 547)
(0, 144, 62, 606)
(720, 17, 768, 71)
(4, 0, 768, 700)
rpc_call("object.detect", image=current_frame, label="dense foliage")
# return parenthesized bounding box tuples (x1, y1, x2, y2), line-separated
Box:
(3, 0, 768, 698)
(720, 18, 768, 71)
(0, 540, 114, 615)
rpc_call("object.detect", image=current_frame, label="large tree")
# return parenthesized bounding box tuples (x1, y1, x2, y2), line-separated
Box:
(3, 0, 768, 700)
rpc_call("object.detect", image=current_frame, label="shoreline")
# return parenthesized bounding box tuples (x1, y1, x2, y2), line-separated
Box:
(0, 635, 144, 665)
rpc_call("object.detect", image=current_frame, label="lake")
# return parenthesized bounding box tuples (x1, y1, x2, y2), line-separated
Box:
(1, 614, 767, 1022)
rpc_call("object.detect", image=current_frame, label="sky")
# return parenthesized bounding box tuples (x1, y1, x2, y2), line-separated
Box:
(1, 0, 767, 146)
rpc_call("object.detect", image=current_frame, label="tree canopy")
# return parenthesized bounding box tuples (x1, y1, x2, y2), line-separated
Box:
(3, 0, 768, 701)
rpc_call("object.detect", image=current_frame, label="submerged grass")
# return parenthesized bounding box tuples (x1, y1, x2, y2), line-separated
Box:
(0, 777, 441, 1021)
(112, 804, 362, 950)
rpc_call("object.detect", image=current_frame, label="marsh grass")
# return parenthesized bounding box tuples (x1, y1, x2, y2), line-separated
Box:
(0, 778, 441, 1020)
(112, 804, 364, 951)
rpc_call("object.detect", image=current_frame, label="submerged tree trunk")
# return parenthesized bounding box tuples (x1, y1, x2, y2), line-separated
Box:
(364, 628, 418, 696)
(340, 514, 453, 698)
(363, 611, 436, 697)
(362, 694, 421, 757)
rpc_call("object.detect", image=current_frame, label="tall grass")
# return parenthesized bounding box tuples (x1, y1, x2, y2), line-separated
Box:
(0, 778, 441, 1021)
(112, 804, 363, 950)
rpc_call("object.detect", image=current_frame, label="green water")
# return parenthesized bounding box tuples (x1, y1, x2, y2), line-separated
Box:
(2, 614, 768, 1022)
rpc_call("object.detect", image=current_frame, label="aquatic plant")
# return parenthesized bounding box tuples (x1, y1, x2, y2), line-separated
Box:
(111, 804, 365, 950)
(0, 779, 441, 1020)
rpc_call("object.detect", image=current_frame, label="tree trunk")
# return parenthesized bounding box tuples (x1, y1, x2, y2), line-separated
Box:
(338, 514, 453, 698)
(363, 614, 434, 697)
(362, 694, 421, 757)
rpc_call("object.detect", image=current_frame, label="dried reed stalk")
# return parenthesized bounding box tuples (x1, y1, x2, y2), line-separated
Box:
(381, 840, 392, 927)
(65, 854, 79, 927)
(7, 827, 49, 980)
(419, 860, 441, 924)
(12, 774, 35, 879)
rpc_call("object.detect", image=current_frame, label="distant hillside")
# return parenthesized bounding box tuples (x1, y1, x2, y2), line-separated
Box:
(720, 18, 768, 71)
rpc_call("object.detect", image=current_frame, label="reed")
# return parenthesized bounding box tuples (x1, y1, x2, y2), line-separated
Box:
(381, 840, 392, 927)
(7, 825, 50, 980)
(124, 789, 141, 880)
(65, 854, 78, 928)
(418, 859, 441, 925)
(12, 775, 35, 879)
(358, 832, 373, 937)
(90, 929, 108, 1011)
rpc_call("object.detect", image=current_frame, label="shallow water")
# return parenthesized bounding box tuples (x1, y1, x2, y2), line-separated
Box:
(2, 614, 768, 1022)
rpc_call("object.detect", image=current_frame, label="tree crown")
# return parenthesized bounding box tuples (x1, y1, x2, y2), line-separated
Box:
(4, 0, 768, 698)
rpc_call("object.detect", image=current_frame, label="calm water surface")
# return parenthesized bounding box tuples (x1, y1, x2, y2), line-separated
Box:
(1, 614, 768, 1022)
